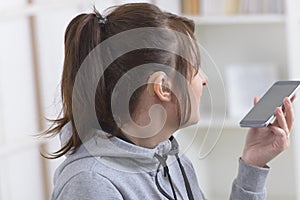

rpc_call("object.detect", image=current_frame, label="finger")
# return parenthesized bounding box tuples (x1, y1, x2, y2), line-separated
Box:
(281, 104, 287, 117)
(269, 125, 286, 138)
(283, 97, 295, 131)
(275, 107, 289, 135)
(269, 125, 290, 147)
(254, 97, 259, 105)
(272, 118, 279, 127)
(291, 95, 297, 103)
(280, 95, 296, 115)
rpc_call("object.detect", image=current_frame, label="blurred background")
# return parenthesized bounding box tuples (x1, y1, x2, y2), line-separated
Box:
(1, 0, 300, 199)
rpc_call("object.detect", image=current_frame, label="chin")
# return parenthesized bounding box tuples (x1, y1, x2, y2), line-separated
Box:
(190, 118, 200, 126)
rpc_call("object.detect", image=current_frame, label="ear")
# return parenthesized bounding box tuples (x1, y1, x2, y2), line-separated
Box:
(152, 74, 172, 102)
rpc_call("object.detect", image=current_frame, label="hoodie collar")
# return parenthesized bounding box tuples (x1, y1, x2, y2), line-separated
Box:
(59, 122, 180, 173)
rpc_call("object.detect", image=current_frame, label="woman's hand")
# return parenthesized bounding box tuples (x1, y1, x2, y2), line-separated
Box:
(241, 96, 296, 167)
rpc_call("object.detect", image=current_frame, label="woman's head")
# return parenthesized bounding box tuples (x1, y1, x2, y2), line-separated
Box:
(45, 3, 206, 157)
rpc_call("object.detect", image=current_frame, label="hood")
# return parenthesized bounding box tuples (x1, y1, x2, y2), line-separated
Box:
(58, 122, 180, 173)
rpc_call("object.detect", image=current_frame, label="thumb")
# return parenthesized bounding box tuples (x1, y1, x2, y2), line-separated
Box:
(254, 97, 260, 105)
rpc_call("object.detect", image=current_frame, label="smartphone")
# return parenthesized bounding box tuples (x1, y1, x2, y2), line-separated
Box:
(240, 81, 300, 128)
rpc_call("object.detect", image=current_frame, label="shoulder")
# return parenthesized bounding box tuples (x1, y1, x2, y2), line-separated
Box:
(54, 171, 123, 200)
(52, 158, 123, 200)
(65, 171, 120, 192)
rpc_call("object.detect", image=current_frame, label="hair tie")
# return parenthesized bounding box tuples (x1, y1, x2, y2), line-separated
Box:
(98, 16, 108, 26)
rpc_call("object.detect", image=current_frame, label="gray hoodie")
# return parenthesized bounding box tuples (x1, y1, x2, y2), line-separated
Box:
(51, 123, 269, 200)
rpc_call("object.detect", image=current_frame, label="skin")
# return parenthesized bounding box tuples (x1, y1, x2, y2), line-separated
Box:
(122, 69, 295, 168)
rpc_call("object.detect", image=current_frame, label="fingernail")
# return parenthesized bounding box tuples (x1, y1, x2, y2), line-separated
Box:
(277, 107, 282, 114)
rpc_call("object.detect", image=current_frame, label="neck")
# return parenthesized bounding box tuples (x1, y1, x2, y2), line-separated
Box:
(125, 133, 169, 149)
(120, 123, 175, 149)
(122, 94, 179, 148)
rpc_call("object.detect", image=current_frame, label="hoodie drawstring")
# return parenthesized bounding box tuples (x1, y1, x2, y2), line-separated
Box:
(175, 154, 194, 200)
(154, 153, 194, 200)
(154, 154, 177, 200)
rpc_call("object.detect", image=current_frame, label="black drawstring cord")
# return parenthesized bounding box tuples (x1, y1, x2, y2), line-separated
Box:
(155, 164, 175, 200)
(166, 166, 177, 200)
(154, 154, 177, 200)
(154, 153, 194, 200)
(176, 154, 194, 200)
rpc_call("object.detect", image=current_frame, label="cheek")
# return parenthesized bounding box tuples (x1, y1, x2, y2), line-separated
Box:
(191, 78, 203, 103)
(195, 85, 203, 102)
(189, 83, 202, 111)
(190, 76, 203, 118)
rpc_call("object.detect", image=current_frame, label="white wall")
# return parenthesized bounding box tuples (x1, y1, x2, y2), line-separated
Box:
(0, 1, 44, 199)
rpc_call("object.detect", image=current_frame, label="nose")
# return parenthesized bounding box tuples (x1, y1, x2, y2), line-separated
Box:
(199, 69, 208, 86)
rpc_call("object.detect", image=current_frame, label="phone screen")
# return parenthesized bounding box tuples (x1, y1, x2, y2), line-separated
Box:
(241, 82, 299, 124)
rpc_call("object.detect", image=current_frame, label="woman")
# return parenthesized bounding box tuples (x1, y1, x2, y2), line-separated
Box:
(46, 3, 294, 200)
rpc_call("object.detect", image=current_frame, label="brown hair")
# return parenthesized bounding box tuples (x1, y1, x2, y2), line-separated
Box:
(43, 3, 200, 158)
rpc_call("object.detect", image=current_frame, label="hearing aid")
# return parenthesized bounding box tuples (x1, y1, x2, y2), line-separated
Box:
(146, 71, 167, 97)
